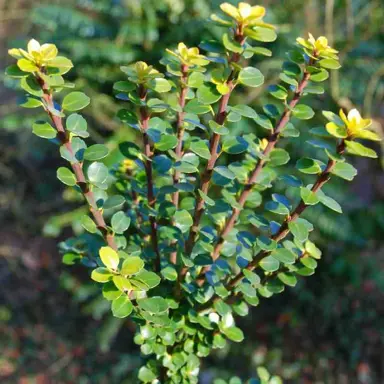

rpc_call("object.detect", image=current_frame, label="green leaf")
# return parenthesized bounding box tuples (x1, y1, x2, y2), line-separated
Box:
(293, 104, 315, 120)
(87, 162, 109, 184)
(20, 97, 43, 109)
(102, 281, 122, 301)
(91, 267, 112, 283)
(104, 195, 125, 210)
(135, 270, 161, 289)
(238, 67, 264, 88)
(271, 248, 296, 264)
(148, 78, 172, 93)
(296, 158, 322, 174)
(214, 166, 235, 180)
(113, 275, 132, 292)
(113, 81, 135, 92)
(47, 56, 73, 75)
(111, 296, 133, 318)
(99, 246, 120, 270)
(269, 148, 290, 166)
(319, 59, 341, 69)
(244, 27, 277, 42)
(222, 326, 244, 342)
(278, 272, 297, 287)
(154, 134, 178, 151)
(268, 84, 288, 100)
(345, 140, 377, 158)
(260, 256, 279, 272)
(5, 64, 28, 78)
(300, 187, 320, 205)
(138, 366, 157, 383)
(138, 297, 169, 314)
(188, 72, 205, 88)
(209, 120, 229, 135)
(84, 144, 109, 161)
(326, 122, 348, 138)
(230, 104, 258, 118)
(316, 190, 342, 213)
(257, 367, 271, 382)
(190, 140, 211, 159)
(197, 83, 222, 104)
(161, 266, 178, 281)
(222, 32, 243, 53)
(56, 167, 76, 186)
(174, 210, 193, 233)
(222, 136, 248, 154)
(17, 58, 38, 72)
(331, 162, 357, 181)
(288, 221, 309, 242)
(20, 76, 43, 97)
(32, 121, 56, 139)
(66, 113, 88, 138)
(62, 92, 90, 112)
(81, 215, 97, 233)
(121, 257, 144, 275)
(111, 211, 131, 234)
(184, 99, 211, 114)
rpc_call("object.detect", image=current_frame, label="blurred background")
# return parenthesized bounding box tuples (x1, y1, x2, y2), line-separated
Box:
(0, 0, 383, 383)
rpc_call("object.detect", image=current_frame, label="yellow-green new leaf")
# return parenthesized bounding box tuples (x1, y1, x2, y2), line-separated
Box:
(99, 246, 120, 270)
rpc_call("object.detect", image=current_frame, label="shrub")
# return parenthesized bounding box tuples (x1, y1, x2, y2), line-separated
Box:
(6, 2, 380, 382)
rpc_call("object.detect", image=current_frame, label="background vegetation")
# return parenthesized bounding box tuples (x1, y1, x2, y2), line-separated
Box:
(1, 0, 383, 382)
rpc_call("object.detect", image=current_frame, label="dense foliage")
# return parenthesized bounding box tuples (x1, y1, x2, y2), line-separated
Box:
(5, 1, 381, 383)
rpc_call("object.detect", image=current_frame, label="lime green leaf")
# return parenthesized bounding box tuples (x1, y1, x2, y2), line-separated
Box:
(5, 64, 28, 78)
(111, 211, 131, 234)
(17, 58, 38, 72)
(300, 187, 319, 205)
(99, 246, 119, 270)
(47, 56, 73, 75)
(20, 76, 43, 97)
(121, 256, 144, 275)
(185, 99, 211, 114)
(91, 267, 113, 283)
(260, 256, 279, 272)
(148, 78, 172, 93)
(293, 104, 315, 120)
(81, 215, 97, 233)
(161, 266, 178, 281)
(222, 326, 244, 342)
(32, 121, 56, 139)
(319, 59, 341, 69)
(111, 296, 133, 318)
(104, 195, 125, 210)
(154, 134, 178, 151)
(56, 167, 76, 186)
(331, 162, 357, 181)
(135, 270, 161, 289)
(174, 210, 193, 233)
(84, 144, 109, 161)
(66, 113, 88, 138)
(138, 366, 157, 383)
(238, 67, 264, 87)
(190, 140, 211, 159)
(271, 248, 296, 264)
(296, 158, 322, 174)
(222, 33, 243, 53)
(62, 92, 90, 112)
(138, 297, 169, 314)
(268, 84, 288, 100)
(20, 97, 43, 108)
(197, 83, 222, 104)
(288, 221, 309, 242)
(102, 281, 122, 301)
(345, 140, 377, 158)
(326, 122, 348, 138)
(87, 162, 109, 184)
(113, 81, 135, 92)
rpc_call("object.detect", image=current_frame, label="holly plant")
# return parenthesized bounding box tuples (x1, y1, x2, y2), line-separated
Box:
(6, 2, 380, 383)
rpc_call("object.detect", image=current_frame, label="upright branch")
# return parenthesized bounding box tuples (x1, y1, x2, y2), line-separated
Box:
(138, 85, 161, 272)
(184, 28, 245, 258)
(200, 57, 316, 281)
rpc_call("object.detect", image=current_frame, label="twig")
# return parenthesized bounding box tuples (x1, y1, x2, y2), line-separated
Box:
(197, 60, 314, 283)
(199, 140, 346, 311)
(138, 86, 161, 272)
(170, 64, 189, 265)
(36, 76, 117, 250)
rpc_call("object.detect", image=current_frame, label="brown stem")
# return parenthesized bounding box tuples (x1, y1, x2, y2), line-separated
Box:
(139, 94, 161, 272)
(170, 64, 189, 265)
(197, 61, 314, 285)
(37, 77, 117, 250)
(199, 140, 345, 311)
(183, 34, 245, 262)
